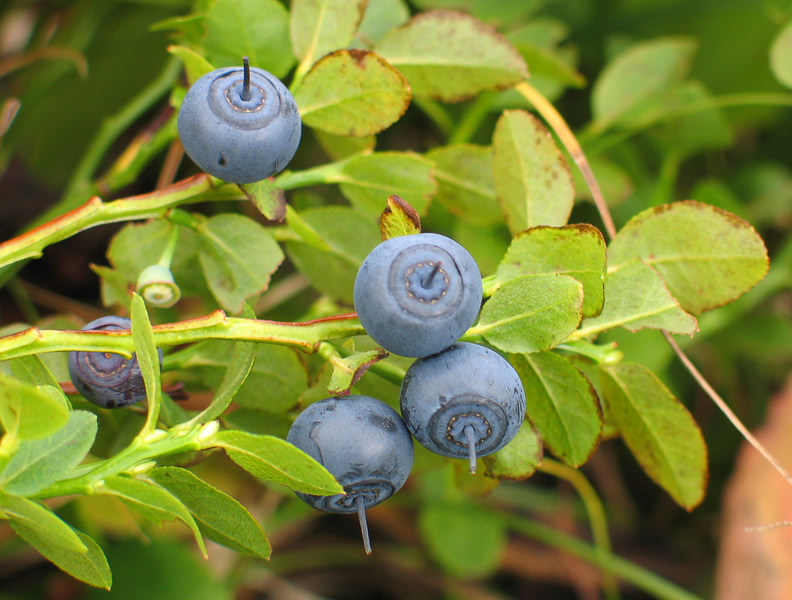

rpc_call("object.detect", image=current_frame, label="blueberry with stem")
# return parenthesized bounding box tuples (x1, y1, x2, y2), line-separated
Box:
(286, 395, 414, 554)
(177, 57, 301, 183)
(400, 342, 526, 473)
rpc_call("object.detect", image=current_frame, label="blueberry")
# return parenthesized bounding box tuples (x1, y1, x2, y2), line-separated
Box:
(286, 395, 414, 553)
(177, 58, 301, 183)
(68, 316, 163, 409)
(399, 342, 526, 473)
(353, 233, 482, 358)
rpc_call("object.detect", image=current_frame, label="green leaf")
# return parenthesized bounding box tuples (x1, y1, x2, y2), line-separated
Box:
(11, 522, 110, 589)
(131, 293, 160, 419)
(313, 129, 376, 160)
(356, 0, 410, 44)
(98, 475, 207, 556)
(0, 411, 97, 496)
(213, 430, 344, 495)
(600, 363, 708, 509)
(419, 501, 506, 578)
(0, 492, 86, 552)
(197, 213, 285, 313)
(195, 336, 257, 423)
(495, 225, 606, 318)
(0, 374, 69, 441)
(426, 144, 500, 226)
(376, 10, 528, 101)
(510, 352, 601, 467)
(294, 50, 411, 136)
(150, 467, 270, 559)
(91, 264, 132, 310)
(607, 201, 769, 314)
(482, 422, 543, 480)
(591, 37, 697, 130)
(327, 348, 389, 395)
(475, 274, 583, 353)
(335, 151, 437, 217)
(771, 19, 792, 88)
(291, 0, 369, 68)
(239, 178, 286, 222)
(203, 0, 295, 79)
(492, 110, 574, 234)
(575, 260, 698, 339)
(379, 194, 421, 240)
(284, 206, 381, 303)
(186, 341, 307, 413)
(167, 45, 215, 85)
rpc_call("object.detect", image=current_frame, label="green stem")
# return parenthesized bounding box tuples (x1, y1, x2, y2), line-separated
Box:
(157, 222, 181, 269)
(539, 458, 619, 600)
(34, 424, 208, 499)
(412, 97, 454, 137)
(449, 92, 496, 144)
(556, 340, 623, 365)
(505, 514, 703, 600)
(0, 311, 365, 361)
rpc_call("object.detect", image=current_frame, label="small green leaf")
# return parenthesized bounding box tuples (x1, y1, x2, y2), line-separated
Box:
(0, 492, 86, 552)
(203, 0, 295, 79)
(284, 206, 380, 303)
(90, 264, 131, 310)
(195, 337, 257, 424)
(98, 475, 207, 556)
(376, 10, 528, 101)
(150, 467, 270, 559)
(197, 213, 285, 313)
(591, 37, 696, 130)
(336, 151, 437, 217)
(419, 501, 506, 578)
(0, 411, 97, 496)
(379, 194, 421, 240)
(294, 50, 411, 136)
(131, 293, 160, 421)
(607, 201, 769, 314)
(168, 45, 215, 85)
(213, 430, 344, 495)
(291, 0, 369, 68)
(771, 19, 792, 88)
(11, 522, 110, 589)
(482, 422, 543, 480)
(239, 178, 286, 222)
(0, 374, 69, 441)
(576, 260, 698, 339)
(186, 341, 306, 413)
(427, 144, 500, 226)
(327, 348, 389, 395)
(600, 362, 708, 509)
(475, 274, 583, 353)
(495, 225, 606, 317)
(492, 110, 574, 234)
(510, 352, 601, 467)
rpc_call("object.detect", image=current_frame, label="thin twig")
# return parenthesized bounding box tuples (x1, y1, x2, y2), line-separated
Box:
(664, 332, 792, 486)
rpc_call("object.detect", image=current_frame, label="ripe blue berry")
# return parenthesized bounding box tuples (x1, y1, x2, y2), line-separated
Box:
(177, 58, 301, 183)
(286, 395, 414, 553)
(353, 233, 482, 358)
(68, 316, 163, 409)
(399, 342, 526, 473)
